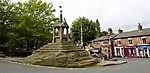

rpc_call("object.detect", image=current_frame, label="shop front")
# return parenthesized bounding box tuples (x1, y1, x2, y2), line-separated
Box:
(123, 46, 137, 58)
(135, 45, 150, 58)
(114, 46, 124, 57)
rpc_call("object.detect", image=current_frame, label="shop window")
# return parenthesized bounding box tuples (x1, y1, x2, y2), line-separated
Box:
(116, 48, 120, 55)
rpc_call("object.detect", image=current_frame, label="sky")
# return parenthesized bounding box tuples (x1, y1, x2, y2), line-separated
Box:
(11, 0, 150, 33)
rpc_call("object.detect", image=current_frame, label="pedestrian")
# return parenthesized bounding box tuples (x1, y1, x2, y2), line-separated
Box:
(108, 50, 111, 60)
(103, 49, 107, 61)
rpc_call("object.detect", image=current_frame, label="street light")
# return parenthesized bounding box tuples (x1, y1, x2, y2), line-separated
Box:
(81, 24, 84, 49)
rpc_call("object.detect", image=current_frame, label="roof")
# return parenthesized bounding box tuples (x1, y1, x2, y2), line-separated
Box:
(53, 19, 69, 28)
(94, 34, 117, 41)
(114, 28, 150, 39)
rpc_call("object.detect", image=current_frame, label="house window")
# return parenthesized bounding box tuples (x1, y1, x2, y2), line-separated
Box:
(129, 40, 132, 44)
(141, 37, 146, 44)
(128, 38, 132, 44)
(117, 39, 121, 44)
(118, 41, 121, 44)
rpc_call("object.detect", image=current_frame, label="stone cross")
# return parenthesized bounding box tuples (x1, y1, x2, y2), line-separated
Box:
(52, 6, 69, 43)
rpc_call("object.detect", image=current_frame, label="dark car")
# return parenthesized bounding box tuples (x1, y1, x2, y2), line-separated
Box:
(13, 47, 32, 57)
(89, 48, 101, 57)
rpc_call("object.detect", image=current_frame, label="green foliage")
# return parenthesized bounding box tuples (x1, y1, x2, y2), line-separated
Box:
(0, 0, 58, 51)
(94, 19, 108, 37)
(0, 0, 12, 46)
(70, 17, 108, 44)
(100, 31, 108, 36)
(95, 19, 101, 37)
(70, 17, 97, 44)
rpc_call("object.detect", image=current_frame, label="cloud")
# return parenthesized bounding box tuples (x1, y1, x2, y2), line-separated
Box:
(12, 0, 150, 33)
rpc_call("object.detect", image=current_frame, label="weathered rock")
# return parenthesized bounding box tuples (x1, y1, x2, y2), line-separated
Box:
(22, 42, 100, 68)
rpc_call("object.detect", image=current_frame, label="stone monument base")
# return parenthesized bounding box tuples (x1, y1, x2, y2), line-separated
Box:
(21, 42, 100, 68)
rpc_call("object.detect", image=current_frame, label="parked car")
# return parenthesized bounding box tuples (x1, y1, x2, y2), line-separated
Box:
(88, 48, 101, 58)
(13, 47, 32, 57)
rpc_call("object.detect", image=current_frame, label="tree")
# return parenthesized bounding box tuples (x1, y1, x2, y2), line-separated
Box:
(7, 0, 58, 50)
(100, 31, 108, 36)
(95, 19, 101, 38)
(70, 17, 97, 44)
(0, 0, 13, 46)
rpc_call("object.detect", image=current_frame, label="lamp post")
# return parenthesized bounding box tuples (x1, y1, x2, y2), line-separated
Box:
(81, 24, 84, 49)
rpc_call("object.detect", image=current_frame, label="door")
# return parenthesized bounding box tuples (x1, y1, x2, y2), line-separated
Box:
(144, 49, 148, 58)
(121, 48, 124, 57)
(149, 49, 150, 57)
(130, 48, 134, 56)
(124, 48, 129, 57)
(116, 48, 120, 56)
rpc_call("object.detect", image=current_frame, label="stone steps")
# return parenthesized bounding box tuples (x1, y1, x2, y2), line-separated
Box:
(41, 43, 76, 49)
(74, 56, 92, 62)
(21, 41, 100, 68)
(36, 49, 84, 51)
(67, 58, 99, 68)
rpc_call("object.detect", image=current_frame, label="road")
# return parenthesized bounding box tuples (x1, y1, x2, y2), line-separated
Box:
(0, 58, 150, 73)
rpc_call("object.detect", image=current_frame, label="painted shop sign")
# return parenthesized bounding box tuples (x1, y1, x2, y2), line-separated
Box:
(136, 45, 150, 50)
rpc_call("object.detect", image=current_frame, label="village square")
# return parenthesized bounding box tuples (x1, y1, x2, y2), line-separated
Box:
(0, 0, 150, 73)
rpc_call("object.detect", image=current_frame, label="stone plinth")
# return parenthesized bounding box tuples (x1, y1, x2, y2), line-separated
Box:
(21, 42, 100, 68)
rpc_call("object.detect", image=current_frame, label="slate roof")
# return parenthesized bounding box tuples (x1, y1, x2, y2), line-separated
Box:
(94, 28, 150, 41)
(114, 28, 150, 39)
(94, 34, 117, 41)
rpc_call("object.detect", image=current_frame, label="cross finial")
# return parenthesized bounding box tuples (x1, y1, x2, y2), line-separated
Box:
(59, 6, 62, 13)
(59, 6, 62, 8)
(59, 6, 63, 22)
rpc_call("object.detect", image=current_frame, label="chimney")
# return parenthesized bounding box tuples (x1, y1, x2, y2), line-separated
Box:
(108, 28, 113, 35)
(59, 6, 63, 22)
(138, 23, 142, 31)
(118, 28, 123, 34)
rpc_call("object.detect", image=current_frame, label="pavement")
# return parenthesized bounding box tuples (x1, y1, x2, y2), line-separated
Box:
(96, 60, 127, 66)
(0, 57, 23, 61)
(1, 58, 150, 73)
(0, 57, 127, 69)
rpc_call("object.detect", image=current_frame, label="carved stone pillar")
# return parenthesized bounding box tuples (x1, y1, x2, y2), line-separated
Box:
(62, 27, 64, 34)
(60, 27, 63, 42)
(57, 28, 60, 35)
(52, 27, 55, 43)
(66, 28, 69, 41)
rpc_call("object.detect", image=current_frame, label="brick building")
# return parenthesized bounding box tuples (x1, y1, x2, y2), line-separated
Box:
(94, 28, 117, 57)
(114, 23, 150, 46)
(114, 23, 150, 58)
(94, 23, 150, 58)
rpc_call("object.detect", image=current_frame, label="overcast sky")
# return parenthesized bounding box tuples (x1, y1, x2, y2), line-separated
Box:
(12, 0, 150, 33)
